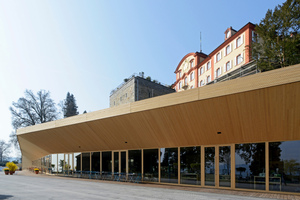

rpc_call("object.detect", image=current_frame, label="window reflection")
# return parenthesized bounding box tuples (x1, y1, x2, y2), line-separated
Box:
(114, 152, 119, 173)
(143, 149, 158, 182)
(91, 152, 100, 172)
(160, 148, 178, 184)
(219, 146, 231, 187)
(74, 153, 81, 172)
(82, 153, 90, 171)
(102, 152, 112, 172)
(128, 150, 141, 174)
(205, 147, 215, 186)
(235, 143, 265, 190)
(180, 146, 201, 185)
(269, 141, 300, 193)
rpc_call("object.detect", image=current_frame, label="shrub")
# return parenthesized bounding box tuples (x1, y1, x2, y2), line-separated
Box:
(6, 162, 18, 172)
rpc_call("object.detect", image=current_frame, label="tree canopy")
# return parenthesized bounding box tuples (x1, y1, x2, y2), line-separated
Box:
(0, 140, 10, 163)
(63, 92, 79, 118)
(251, 0, 300, 71)
(10, 90, 58, 148)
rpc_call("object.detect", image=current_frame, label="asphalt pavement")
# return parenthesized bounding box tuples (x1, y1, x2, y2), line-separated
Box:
(0, 171, 280, 200)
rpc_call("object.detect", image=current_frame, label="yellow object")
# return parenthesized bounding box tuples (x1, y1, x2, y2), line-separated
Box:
(5, 162, 18, 172)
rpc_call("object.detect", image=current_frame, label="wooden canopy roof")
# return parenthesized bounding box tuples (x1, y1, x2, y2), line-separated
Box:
(17, 64, 300, 165)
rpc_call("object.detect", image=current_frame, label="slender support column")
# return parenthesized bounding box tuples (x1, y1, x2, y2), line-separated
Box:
(80, 153, 82, 175)
(201, 146, 205, 186)
(266, 142, 269, 191)
(112, 152, 114, 173)
(178, 147, 180, 184)
(56, 154, 58, 175)
(90, 152, 92, 175)
(100, 152, 102, 172)
(141, 149, 144, 181)
(158, 148, 161, 183)
(215, 146, 219, 187)
(231, 144, 235, 189)
(63, 154, 66, 175)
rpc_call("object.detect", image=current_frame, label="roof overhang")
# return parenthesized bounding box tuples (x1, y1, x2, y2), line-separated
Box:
(17, 64, 300, 162)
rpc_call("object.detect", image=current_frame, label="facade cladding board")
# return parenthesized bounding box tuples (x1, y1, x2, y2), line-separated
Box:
(110, 76, 175, 107)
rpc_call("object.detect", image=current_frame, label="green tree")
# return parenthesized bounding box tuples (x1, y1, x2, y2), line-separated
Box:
(63, 92, 79, 118)
(250, 0, 300, 71)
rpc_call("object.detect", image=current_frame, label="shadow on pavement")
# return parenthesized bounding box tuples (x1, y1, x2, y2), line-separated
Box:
(0, 195, 13, 199)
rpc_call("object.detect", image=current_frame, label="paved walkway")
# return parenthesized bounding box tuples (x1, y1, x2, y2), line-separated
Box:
(0, 171, 299, 200)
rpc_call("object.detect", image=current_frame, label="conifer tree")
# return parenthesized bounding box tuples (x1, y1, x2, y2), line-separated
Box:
(250, 0, 300, 71)
(63, 92, 79, 118)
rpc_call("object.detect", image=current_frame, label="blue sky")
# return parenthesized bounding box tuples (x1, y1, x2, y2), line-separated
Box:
(0, 0, 286, 156)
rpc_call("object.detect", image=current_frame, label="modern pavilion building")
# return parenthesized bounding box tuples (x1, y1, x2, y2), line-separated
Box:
(17, 64, 300, 194)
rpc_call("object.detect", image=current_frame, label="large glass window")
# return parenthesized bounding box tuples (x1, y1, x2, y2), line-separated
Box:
(235, 143, 265, 190)
(269, 141, 300, 193)
(128, 150, 141, 174)
(82, 153, 90, 171)
(219, 146, 231, 187)
(180, 146, 201, 185)
(91, 152, 100, 172)
(121, 151, 126, 173)
(74, 153, 81, 172)
(51, 154, 58, 173)
(160, 148, 178, 184)
(144, 149, 158, 182)
(114, 152, 119, 173)
(58, 154, 64, 173)
(205, 147, 215, 186)
(102, 152, 112, 172)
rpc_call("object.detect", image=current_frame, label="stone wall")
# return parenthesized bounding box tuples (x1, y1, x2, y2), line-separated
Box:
(109, 77, 135, 107)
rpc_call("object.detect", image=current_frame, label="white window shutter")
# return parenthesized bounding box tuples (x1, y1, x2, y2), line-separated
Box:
(214, 70, 216, 78)
(234, 57, 236, 66)
(220, 51, 222, 58)
(241, 53, 244, 61)
(214, 55, 216, 63)
(230, 43, 232, 52)
(220, 67, 222, 74)
(230, 60, 233, 68)
(224, 48, 226, 56)
(234, 40, 236, 49)
(224, 64, 226, 72)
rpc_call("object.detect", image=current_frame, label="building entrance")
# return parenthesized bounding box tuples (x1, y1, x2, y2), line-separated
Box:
(203, 145, 232, 188)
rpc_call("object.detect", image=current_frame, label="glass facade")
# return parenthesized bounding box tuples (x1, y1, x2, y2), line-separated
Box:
(180, 146, 201, 185)
(102, 152, 112, 172)
(143, 149, 158, 182)
(128, 150, 141, 174)
(205, 147, 215, 186)
(235, 143, 265, 190)
(91, 152, 100, 172)
(160, 148, 178, 183)
(58, 154, 64, 173)
(74, 153, 81, 172)
(51, 154, 58, 173)
(113, 152, 119, 173)
(219, 146, 231, 187)
(41, 141, 300, 194)
(121, 152, 126, 173)
(269, 141, 300, 193)
(82, 153, 90, 171)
